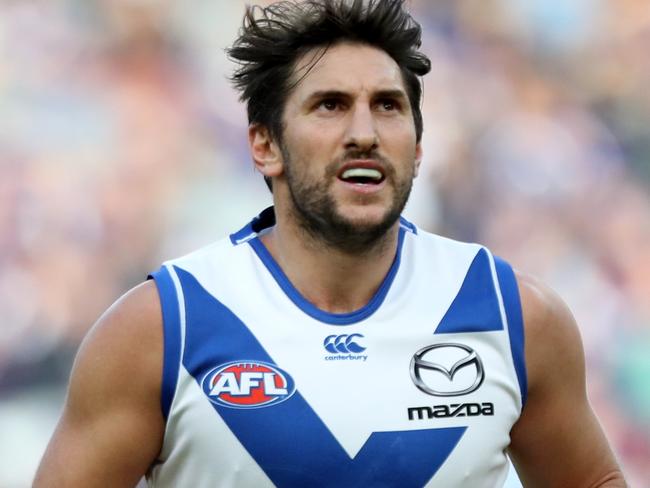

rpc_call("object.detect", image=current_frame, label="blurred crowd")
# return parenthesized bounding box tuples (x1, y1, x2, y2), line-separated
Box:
(0, 0, 648, 486)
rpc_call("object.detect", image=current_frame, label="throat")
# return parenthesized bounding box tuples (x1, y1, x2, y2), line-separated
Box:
(258, 224, 400, 315)
(298, 264, 381, 314)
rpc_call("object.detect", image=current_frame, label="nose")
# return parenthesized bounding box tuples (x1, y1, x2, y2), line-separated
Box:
(343, 102, 378, 153)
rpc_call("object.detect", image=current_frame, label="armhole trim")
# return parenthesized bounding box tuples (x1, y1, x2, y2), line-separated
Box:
(494, 256, 528, 408)
(149, 266, 182, 421)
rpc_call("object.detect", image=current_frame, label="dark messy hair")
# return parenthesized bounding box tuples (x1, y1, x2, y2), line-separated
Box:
(227, 0, 431, 189)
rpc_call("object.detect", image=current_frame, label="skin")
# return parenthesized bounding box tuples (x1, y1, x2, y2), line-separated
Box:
(250, 42, 422, 312)
(34, 43, 626, 487)
(508, 273, 626, 487)
(33, 281, 164, 486)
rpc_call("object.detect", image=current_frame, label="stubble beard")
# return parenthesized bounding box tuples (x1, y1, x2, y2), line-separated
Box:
(281, 146, 415, 255)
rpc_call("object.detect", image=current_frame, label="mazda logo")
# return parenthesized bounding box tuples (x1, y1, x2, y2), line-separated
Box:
(410, 343, 484, 396)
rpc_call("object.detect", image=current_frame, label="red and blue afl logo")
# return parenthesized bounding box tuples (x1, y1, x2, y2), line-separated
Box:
(201, 361, 296, 409)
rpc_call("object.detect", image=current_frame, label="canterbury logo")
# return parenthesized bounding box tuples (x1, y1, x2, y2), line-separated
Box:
(323, 334, 366, 354)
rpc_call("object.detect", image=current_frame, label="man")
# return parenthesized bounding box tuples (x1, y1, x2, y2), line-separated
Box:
(35, 1, 626, 486)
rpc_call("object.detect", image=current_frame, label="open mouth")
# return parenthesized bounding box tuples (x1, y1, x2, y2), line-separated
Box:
(338, 166, 386, 185)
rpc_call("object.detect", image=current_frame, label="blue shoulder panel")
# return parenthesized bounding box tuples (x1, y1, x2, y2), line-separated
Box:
(493, 257, 528, 407)
(435, 248, 503, 334)
(149, 266, 182, 421)
(176, 266, 466, 487)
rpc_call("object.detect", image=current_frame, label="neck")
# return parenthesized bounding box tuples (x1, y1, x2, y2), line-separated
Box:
(259, 208, 401, 314)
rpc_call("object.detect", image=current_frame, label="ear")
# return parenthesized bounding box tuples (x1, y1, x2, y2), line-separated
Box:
(249, 124, 283, 178)
(413, 142, 423, 178)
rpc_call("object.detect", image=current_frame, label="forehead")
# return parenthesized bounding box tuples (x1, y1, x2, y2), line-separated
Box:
(289, 42, 406, 100)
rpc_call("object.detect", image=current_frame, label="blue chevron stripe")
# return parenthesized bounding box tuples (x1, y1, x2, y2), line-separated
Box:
(176, 266, 466, 488)
(435, 248, 503, 334)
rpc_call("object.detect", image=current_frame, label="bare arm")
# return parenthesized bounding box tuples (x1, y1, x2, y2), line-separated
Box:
(34, 281, 165, 487)
(508, 272, 626, 487)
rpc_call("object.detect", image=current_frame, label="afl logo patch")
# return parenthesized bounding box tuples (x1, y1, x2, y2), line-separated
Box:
(201, 361, 296, 409)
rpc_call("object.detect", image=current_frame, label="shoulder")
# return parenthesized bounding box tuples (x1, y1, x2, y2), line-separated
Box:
(507, 272, 627, 486)
(514, 270, 584, 393)
(516, 269, 578, 342)
(163, 235, 248, 274)
(82, 279, 162, 358)
(405, 226, 485, 260)
(34, 281, 166, 485)
(70, 280, 164, 408)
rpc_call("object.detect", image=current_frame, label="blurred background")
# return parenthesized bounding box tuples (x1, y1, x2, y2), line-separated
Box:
(0, 0, 648, 486)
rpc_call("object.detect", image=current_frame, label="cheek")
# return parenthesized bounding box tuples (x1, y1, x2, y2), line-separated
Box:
(284, 128, 341, 166)
(389, 137, 419, 164)
(379, 119, 417, 145)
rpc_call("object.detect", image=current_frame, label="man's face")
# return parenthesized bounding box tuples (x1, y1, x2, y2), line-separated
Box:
(277, 42, 421, 252)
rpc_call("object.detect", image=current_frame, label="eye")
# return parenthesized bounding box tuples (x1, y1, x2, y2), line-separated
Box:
(377, 98, 400, 111)
(317, 99, 341, 111)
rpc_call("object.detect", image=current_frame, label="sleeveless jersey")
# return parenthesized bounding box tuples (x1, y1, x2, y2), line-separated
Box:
(147, 207, 527, 488)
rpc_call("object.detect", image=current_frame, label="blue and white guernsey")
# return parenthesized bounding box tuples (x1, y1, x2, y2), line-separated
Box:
(147, 207, 527, 488)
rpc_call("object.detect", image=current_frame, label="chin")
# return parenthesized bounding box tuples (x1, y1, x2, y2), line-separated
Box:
(338, 203, 391, 224)
(335, 202, 402, 235)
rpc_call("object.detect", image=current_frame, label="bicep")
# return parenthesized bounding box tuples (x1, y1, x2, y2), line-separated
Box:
(34, 281, 165, 487)
(507, 273, 625, 487)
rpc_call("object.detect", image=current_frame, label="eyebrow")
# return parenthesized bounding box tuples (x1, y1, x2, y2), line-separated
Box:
(373, 89, 409, 102)
(304, 88, 409, 105)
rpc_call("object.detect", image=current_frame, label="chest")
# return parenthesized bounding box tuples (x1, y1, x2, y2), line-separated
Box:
(160, 266, 520, 487)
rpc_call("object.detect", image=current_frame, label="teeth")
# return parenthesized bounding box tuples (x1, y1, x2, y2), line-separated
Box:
(341, 168, 383, 180)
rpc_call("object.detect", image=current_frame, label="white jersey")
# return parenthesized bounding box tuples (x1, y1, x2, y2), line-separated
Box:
(147, 207, 527, 488)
